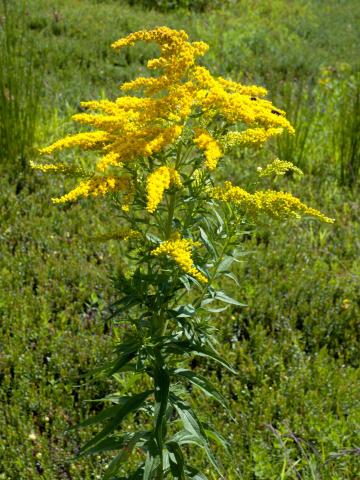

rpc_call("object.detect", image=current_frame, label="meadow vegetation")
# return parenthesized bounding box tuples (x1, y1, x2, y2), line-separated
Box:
(0, 0, 359, 478)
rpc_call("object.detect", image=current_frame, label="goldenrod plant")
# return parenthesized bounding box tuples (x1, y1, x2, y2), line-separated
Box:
(33, 27, 333, 479)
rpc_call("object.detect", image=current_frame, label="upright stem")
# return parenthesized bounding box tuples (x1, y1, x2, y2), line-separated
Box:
(165, 192, 176, 239)
(153, 346, 169, 480)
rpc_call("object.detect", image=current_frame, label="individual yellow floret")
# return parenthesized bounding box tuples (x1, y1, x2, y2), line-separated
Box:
(151, 234, 207, 283)
(146, 166, 182, 213)
(193, 129, 223, 170)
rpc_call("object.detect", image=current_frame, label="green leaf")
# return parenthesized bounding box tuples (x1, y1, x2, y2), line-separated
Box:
(203, 305, 229, 313)
(80, 390, 152, 456)
(224, 271, 240, 286)
(78, 405, 121, 429)
(172, 368, 229, 412)
(102, 432, 146, 480)
(154, 357, 170, 452)
(202, 423, 231, 453)
(109, 352, 137, 374)
(214, 290, 246, 306)
(199, 226, 218, 257)
(103, 450, 130, 480)
(143, 451, 160, 480)
(173, 304, 196, 318)
(167, 442, 186, 479)
(163, 340, 237, 374)
(216, 255, 235, 273)
(179, 274, 191, 291)
(77, 435, 126, 458)
(169, 429, 204, 447)
(88, 338, 140, 378)
(171, 394, 222, 475)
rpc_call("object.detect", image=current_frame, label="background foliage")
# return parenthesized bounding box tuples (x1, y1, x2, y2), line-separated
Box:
(0, 0, 359, 478)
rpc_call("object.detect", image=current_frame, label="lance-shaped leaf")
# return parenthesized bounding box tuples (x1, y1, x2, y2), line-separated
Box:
(172, 368, 230, 412)
(154, 358, 170, 453)
(169, 429, 203, 447)
(167, 441, 186, 479)
(163, 339, 237, 374)
(214, 290, 246, 306)
(199, 226, 218, 257)
(170, 394, 222, 475)
(87, 337, 140, 378)
(143, 450, 161, 480)
(202, 422, 230, 453)
(78, 404, 121, 429)
(103, 431, 148, 480)
(80, 390, 152, 456)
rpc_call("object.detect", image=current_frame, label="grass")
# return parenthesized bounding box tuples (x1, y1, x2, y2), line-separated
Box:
(0, 0, 359, 478)
(0, 0, 44, 179)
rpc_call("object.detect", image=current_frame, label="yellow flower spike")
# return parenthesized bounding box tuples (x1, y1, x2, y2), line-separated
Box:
(30, 161, 85, 176)
(225, 127, 285, 148)
(40, 131, 111, 155)
(96, 152, 123, 172)
(146, 166, 182, 213)
(211, 181, 334, 223)
(112, 27, 208, 95)
(217, 77, 268, 97)
(52, 176, 131, 204)
(193, 129, 223, 170)
(257, 159, 303, 177)
(151, 235, 207, 283)
(192, 66, 294, 133)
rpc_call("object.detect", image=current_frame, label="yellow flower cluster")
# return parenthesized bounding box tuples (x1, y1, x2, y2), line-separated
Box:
(35, 27, 294, 206)
(192, 66, 294, 133)
(52, 176, 131, 204)
(111, 27, 208, 94)
(193, 129, 223, 170)
(257, 159, 303, 177)
(225, 127, 285, 148)
(211, 181, 334, 223)
(146, 166, 182, 213)
(151, 234, 207, 283)
(30, 161, 85, 176)
(39, 131, 111, 155)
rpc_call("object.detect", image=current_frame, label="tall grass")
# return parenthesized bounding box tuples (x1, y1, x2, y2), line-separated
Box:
(331, 71, 360, 187)
(273, 79, 318, 173)
(0, 0, 44, 180)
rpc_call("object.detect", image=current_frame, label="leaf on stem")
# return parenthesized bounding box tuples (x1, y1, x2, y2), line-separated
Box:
(172, 368, 230, 413)
(170, 394, 222, 475)
(79, 390, 152, 456)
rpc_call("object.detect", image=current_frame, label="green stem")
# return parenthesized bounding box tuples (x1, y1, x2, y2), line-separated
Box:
(165, 191, 176, 239)
(153, 347, 169, 480)
(194, 229, 233, 309)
